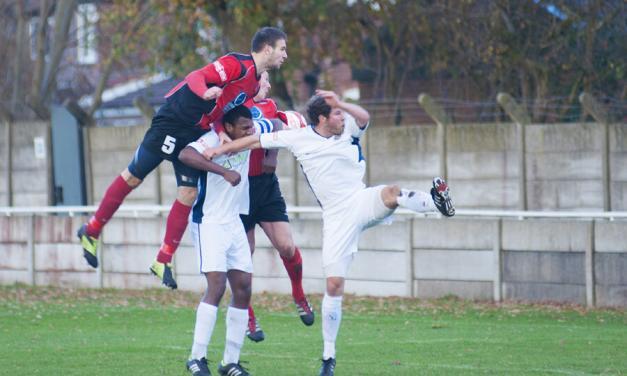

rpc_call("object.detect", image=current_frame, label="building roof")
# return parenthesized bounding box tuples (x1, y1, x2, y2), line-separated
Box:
(99, 76, 180, 109)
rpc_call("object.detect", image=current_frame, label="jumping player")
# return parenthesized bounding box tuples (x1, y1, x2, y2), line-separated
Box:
(76, 27, 287, 289)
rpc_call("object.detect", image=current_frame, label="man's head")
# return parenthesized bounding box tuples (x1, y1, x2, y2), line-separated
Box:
(254, 71, 271, 101)
(251, 27, 287, 71)
(306, 95, 345, 136)
(223, 105, 254, 140)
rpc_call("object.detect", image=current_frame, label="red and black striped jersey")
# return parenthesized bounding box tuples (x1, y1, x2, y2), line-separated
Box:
(246, 98, 278, 176)
(161, 53, 260, 130)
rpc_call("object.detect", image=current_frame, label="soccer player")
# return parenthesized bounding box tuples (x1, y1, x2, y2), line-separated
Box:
(76, 27, 288, 289)
(178, 105, 259, 376)
(203, 90, 456, 376)
(216, 71, 314, 342)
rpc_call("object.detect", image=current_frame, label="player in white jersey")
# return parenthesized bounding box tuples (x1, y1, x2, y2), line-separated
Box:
(177, 105, 270, 376)
(203, 90, 455, 376)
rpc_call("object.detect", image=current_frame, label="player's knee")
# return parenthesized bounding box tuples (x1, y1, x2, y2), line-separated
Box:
(382, 185, 400, 208)
(177, 187, 198, 205)
(231, 282, 252, 305)
(383, 185, 400, 199)
(235, 283, 252, 298)
(203, 282, 226, 305)
(121, 169, 142, 187)
(326, 278, 344, 296)
(276, 240, 295, 258)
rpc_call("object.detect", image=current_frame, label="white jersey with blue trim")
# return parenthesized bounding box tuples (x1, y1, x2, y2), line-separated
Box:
(259, 114, 368, 211)
(189, 120, 275, 224)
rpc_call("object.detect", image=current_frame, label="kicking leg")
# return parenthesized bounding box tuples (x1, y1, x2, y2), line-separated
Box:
(392, 177, 455, 216)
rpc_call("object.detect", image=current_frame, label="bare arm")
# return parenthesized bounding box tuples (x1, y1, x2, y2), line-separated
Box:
(316, 89, 370, 128)
(179, 146, 241, 186)
(205, 134, 263, 159)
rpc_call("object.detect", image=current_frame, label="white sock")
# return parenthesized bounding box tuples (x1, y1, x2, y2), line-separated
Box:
(322, 293, 343, 360)
(190, 302, 218, 360)
(397, 189, 436, 212)
(223, 306, 249, 365)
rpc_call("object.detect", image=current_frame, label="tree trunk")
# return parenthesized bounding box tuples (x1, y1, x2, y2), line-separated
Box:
(31, 0, 52, 102)
(11, 0, 27, 115)
(41, 0, 77, 103)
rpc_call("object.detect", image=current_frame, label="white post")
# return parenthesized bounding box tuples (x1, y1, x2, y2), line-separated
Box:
(493, 219, 502, 302)
(405, 218, 415, 297)
(292, 158, 300, 218)
(585, 220, 596, 307)
(27, 215, 36, 285)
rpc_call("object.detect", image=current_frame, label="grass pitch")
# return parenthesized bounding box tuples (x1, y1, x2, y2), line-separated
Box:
(0, 285, 625, 375)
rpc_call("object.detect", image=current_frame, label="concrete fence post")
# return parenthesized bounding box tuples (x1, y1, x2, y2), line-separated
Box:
(27, 215, 36, 286)
(579, 92, 611, 211)
(45, 122, 55, 206)
(292, 158, 300, 217)
(493, 218, 503, 302)
(585, 220, 596, 307)
(405, 218, 415, 297)
(363, 131, 371, 186)
(82, 125, 94, 205)
(497, 93, 530, 210)
(0, 110, 13, 206)
(418, 94, 450, 181)
(134, 97, 162, 205)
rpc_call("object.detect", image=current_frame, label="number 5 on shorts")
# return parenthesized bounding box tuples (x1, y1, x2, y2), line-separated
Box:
(161, 135, 176, 154)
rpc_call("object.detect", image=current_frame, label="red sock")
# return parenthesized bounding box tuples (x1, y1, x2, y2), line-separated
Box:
(248, 305, 256, 322)
(156, 199, 192, 263)
(86, 175, 133, 238)
(281, 247, 305, 302)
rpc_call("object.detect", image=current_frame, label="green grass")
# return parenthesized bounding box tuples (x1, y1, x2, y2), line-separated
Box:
(0, 285, 625, 375)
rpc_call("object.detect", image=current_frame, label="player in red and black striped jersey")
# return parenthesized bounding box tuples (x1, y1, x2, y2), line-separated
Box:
(77, 27, 288, 291)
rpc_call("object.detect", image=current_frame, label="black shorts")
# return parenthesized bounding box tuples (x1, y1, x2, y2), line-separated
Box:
(240, 173, 289, 232)
(129, 114, 207, 187)
(141, 114, 207, 160)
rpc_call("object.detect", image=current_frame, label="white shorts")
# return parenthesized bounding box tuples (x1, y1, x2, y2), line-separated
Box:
(322, 185, 394, 276)
(190, 219, 253, 274)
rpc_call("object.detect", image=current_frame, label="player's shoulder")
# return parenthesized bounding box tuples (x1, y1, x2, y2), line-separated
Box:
(216, 53, 251, 70)
(342, 112, 366, 134)
(223, 53, 255, 70)
(260, 98, 278, 114)
(263, 98, 278, 107)
(225, 52, 253, 61)
(198, 130, 220, 146)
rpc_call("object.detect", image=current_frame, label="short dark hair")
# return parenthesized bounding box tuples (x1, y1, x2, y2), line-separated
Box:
(223, 105, 252, 126)
(251, 27, 287, 52)
(306, 95, 331, 125)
